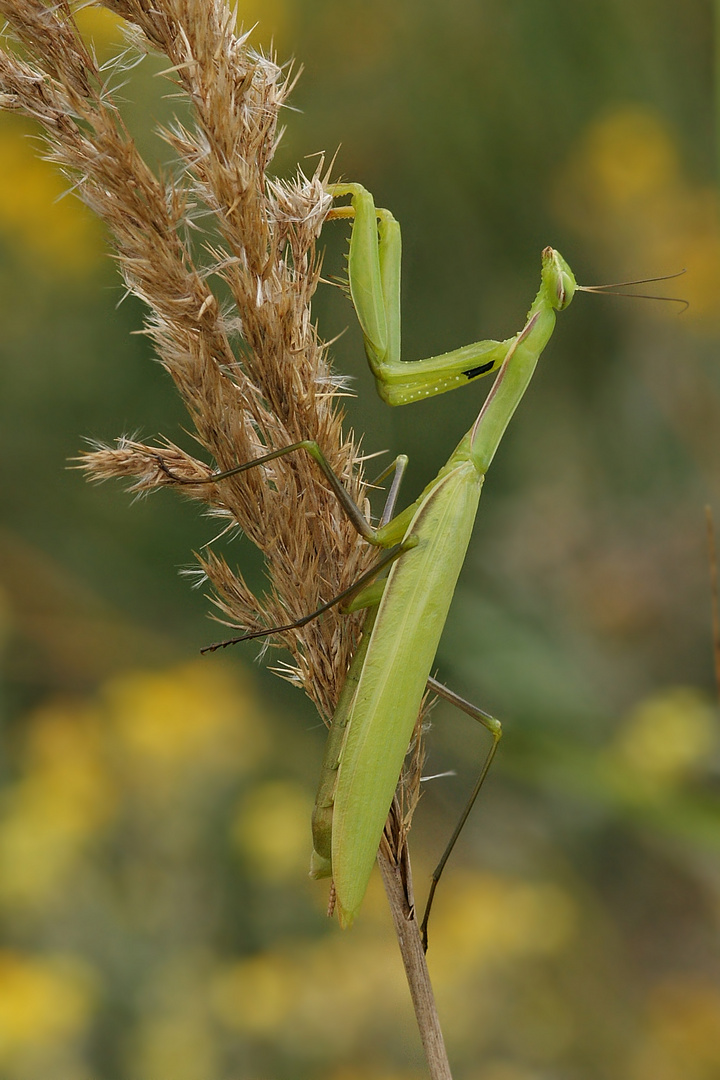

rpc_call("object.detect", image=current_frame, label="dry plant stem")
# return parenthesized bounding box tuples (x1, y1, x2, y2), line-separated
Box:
(378, 802, 453, 1080)
(0, 2, 447, 1072)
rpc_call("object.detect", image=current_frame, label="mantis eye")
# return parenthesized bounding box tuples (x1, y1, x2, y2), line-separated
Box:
(557, 268, 576, 310)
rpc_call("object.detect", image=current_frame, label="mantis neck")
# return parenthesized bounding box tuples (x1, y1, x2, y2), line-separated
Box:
(465, 290, 558, 475)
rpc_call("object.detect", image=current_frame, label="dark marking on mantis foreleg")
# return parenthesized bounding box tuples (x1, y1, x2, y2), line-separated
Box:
(463, 359, 496, 380)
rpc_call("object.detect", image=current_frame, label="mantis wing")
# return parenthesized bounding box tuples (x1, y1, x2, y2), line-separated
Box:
(332, 460, 483, 927)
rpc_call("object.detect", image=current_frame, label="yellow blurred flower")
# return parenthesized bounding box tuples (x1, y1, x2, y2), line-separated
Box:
(127, 953, 220, 1080)
(104, 660, 266, 783)
(131, 1013, 219, 1080)
(0, 660, 266, 906)
(556, 105, 720, 328)
(630, 976, 720, 1080)
(420, 872, 577, 1050)
(0, 118, 105, 277)
(212, 951, 299, 1038)
(430, 873, 576, 980)
(572, 108, 680, 209)
(211, 873, 576, 1060)
(0, 951, 96, 1064)
(231, 779, 314, 881)
(610, 687, 717, 787)
(0, 704, 116, 908)
(212, 930, 408, 1054)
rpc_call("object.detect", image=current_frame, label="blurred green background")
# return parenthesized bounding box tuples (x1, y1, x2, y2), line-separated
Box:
(1, 2, 720, 1078)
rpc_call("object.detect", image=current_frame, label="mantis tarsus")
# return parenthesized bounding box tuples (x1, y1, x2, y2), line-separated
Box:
(172, 182, 682, 945)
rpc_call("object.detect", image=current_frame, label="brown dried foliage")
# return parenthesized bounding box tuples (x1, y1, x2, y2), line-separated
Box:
(0, 0, 377, 721)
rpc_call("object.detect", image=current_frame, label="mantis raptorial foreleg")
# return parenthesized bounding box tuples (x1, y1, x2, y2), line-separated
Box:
(329, 182, 685, 410)
(328, 183, 513, 406)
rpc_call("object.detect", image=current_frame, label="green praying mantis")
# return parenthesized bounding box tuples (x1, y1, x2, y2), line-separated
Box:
(307, 184, 577, 936)
(175, 182, 683, 943)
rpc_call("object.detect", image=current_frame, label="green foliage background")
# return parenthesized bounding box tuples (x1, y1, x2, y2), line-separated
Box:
(1, 2, 719, 1078)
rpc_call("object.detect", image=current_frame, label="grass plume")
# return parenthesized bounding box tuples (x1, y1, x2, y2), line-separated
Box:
(0, 0, 378, 722)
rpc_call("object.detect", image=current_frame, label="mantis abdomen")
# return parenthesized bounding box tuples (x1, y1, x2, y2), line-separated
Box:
(331, 461, 484, 927)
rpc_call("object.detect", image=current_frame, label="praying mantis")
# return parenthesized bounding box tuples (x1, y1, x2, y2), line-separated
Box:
(307, 185, 577, 935)
(180, 182, 681, 941)
(307, 184, 682, 937)
(193, 183, 580, 939)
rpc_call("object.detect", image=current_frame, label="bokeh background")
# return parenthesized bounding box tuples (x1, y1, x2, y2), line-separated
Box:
(1, 2, 720, 1078)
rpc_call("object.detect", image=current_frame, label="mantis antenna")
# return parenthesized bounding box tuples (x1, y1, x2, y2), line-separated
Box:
(576, 268, 688, 311)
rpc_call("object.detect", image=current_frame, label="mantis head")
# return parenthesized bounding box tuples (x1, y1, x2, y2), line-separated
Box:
(541, 246, 577, 311)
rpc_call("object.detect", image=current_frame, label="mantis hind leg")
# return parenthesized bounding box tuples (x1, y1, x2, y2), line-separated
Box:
(419, 676, 502, 953)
